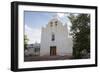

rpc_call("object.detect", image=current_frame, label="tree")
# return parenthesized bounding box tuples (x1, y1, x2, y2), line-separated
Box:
(68, 14, 90, 59)
(24, 34, 29, 50)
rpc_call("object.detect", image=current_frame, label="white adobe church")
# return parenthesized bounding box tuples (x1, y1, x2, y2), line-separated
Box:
(40, 16, 73, 57)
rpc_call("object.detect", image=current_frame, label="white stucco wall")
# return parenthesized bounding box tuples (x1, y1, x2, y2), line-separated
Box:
(40, 18, 73, 56)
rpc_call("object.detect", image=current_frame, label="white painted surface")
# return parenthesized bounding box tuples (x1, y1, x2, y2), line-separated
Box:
(18, 4, 96, 69)
(40, 17, 73, 56)
(0, 0, 99, 73)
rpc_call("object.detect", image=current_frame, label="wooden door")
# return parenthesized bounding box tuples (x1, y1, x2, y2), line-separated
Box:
(50, 46, 56, 56)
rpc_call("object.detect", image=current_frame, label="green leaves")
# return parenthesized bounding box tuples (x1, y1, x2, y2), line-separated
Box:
(68, 14, 90, 59)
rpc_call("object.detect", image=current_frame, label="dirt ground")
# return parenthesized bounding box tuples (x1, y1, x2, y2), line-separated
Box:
(24, 55, 73, 62)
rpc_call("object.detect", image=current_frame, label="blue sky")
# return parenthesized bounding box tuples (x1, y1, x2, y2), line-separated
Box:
(24, 11, 71, 44)
(24, 11, 56, 29)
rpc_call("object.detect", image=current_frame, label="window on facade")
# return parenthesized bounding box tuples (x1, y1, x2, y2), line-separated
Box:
(51, 34, 55, 41)
(34, 48, 40, 52)
(55, 21, 57, 26)
(50, 22, 53, 27)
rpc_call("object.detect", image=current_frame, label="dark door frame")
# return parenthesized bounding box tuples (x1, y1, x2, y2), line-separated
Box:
(50, 46, 56, 56)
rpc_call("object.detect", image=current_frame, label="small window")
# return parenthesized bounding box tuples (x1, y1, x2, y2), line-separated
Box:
(55, 21, 57, 26)
(51, 34, 55, 41)
(34, 48, 40, 52)
(50, 22, 53, 27)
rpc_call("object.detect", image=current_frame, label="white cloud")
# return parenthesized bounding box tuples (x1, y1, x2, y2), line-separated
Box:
(57, 13, 65, 18)
(25, 25, 41, 44)
(56, 13, 72, 31)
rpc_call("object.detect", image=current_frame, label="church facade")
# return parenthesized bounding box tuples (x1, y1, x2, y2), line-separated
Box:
(40, 17, 73, 57)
